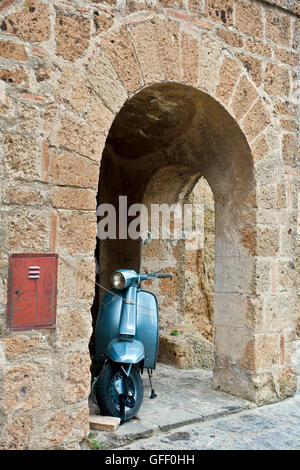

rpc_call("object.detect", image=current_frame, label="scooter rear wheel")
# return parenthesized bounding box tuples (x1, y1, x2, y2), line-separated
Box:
(95, 362, 143, 421)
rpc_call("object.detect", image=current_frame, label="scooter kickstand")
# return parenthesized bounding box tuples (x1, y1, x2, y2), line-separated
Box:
(147, 369, 157, 399)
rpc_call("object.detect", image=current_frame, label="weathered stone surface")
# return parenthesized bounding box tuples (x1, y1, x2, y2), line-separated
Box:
(55, 12, 90, 61)
(0, 40, 26, 61)
(85, 95, 114, 133)
(0, 67, 28, 86)
(236, 53, 262, 86)
(152, 17, 181, 82)
(58, 210, 96, 255)
(0, 415, 32, 450)
(181, 31, 199, 85)
(93, 11, 114, 36)
(76, 259, 95, 301)
(158, 321, 214, 370)
(231, 75, 258, 120)
(58, 114, 105, 163)
(56, 308, 92, 347)
(63, 352, 91, 403)
(0, 0, 298, 452)
(49, 149, 99, 190)
(240, 227, 279, 257)
(216, 57, 242, 106)
(101, 27, 142, 93)
(241, 99, 271, 140)
(251, 134, 270, 163)
(7, 210, 48, 252)
(43, 412, 73, 448)
(265, 9, 291, 47)
(55, 68, 90, 114)
(86, 48, 127, 113)
(51, 188, 96, 210)
(205, 0, 234, 25)
(282, 133, 298, 167)
(18, 105, 40, 133)
(3, 133, 39, 180)
(244, 37, 273, 57)
(4, 186, 44, 205)
(264, 63, 290, 98)
(1, 0, 50, 42)
(198, 36, 222, 93)
(129, 20, 163, 85)
(2, 364, 50, 413)
(2, 336, 43, 358)
(235, 0, 263, 38)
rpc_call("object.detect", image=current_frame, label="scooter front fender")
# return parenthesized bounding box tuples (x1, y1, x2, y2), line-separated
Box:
(107, 339, 145, 364)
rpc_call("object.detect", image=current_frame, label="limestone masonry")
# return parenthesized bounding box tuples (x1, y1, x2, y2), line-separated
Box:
(0, 0, 299, 450)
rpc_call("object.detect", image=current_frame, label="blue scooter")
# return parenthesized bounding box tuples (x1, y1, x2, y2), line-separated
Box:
(93, 232, 172, 423)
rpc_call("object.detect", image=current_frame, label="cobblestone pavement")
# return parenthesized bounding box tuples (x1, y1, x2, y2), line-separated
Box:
(120, 342, 300, 450)
(85, 341, 300, 450)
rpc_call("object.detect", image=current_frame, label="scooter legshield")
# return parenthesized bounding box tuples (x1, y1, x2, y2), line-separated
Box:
(107, 338, 145, 364)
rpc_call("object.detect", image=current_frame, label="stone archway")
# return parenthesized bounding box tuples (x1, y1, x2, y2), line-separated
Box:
(84, 17, 296, 406)
(88, 53, 296, 405)
(0, 10, 298, 450)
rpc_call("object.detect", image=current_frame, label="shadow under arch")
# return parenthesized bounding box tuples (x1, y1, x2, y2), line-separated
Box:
(91, 81, 257, 400)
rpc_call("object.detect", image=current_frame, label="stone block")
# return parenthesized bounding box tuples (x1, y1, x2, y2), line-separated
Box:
(231, 75, 258, 120)
(86, 48, 127, 113)
(265, 10, 291, 47)
(129, 20, 163, 85)
(85, 95, 114, 133)
(241, 99, 271, 141)
(101, 27, 142, 94)
(1, 0, 50, 42)
(216, 57, 242, 106)
(235, 0, 263, 38)
(55, 12, 90, 61)
(6, 210, 49, 252)
(181, 31, 199, 86)
(49, 150, 99, 190)
(264, 63, 290, 98)
(0, 68, 28, 87)
(152, 17, 181, 82)
(205, 0, 234, 25)
(56, 308, 92, 347)
(236, 53, 262, 86)
(3, 133, 39, 180)
(58, 210, 96, 255)
(51, 188, 96, 211)
(58, 114, 105, 163)
(0, 40, 26, 61)
(55, 68, 90, 114)
(89, 415, 120, 432)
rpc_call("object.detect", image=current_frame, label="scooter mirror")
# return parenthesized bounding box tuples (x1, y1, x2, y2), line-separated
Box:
(139, 231, 152, 246)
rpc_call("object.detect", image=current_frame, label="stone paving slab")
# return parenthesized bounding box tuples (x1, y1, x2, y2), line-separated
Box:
(82, 341, 300, 450)
(121, 396, 300, 450)
(84, 362, 255, 450)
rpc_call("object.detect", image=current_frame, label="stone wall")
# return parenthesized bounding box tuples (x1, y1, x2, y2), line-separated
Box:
(0, 0, 298, 450)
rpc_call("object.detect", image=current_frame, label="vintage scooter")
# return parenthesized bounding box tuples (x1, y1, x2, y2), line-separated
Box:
(93, 232, 172, 423)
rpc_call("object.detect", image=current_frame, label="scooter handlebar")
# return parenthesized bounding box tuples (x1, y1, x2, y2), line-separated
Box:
(157, 273, 173, 280)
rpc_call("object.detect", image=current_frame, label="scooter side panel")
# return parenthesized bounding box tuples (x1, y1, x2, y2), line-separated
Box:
(136, 290, 159, 370)
(94, 290, 124, 363)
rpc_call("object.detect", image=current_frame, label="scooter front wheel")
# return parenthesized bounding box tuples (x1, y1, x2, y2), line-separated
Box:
(95, 362, 143, 421)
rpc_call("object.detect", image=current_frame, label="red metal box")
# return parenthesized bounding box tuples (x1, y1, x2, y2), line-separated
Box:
(7, 254, 58, 331)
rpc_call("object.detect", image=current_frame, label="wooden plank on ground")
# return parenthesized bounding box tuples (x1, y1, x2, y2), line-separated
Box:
(89, 415, 121, 432)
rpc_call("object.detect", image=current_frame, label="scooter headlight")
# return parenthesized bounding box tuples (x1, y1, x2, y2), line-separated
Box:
(111, 272, 126, 290)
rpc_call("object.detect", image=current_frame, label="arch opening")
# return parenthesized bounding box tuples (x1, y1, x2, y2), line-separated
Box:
(90, 82, 255, 395)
